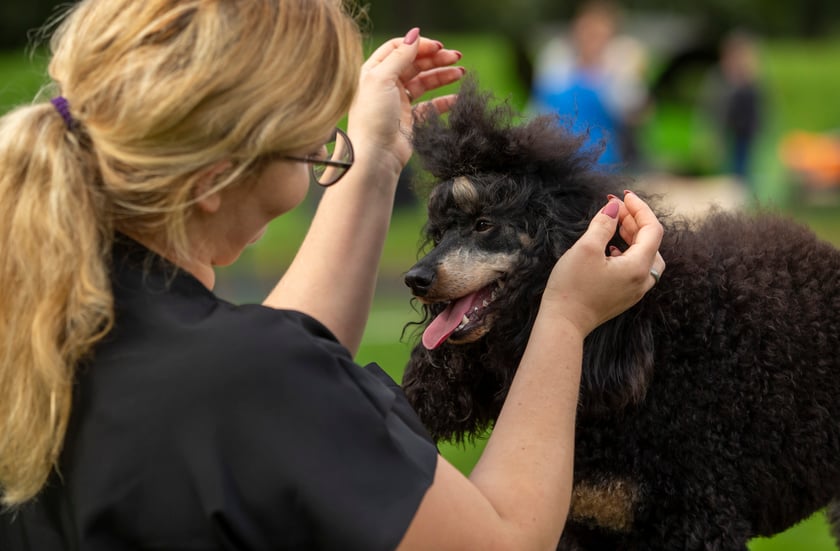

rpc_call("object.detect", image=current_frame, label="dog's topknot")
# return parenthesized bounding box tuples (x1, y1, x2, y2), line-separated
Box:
(412, 75, 600, 183)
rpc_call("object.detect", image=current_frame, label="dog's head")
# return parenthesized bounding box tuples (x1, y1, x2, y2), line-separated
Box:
(404, 175, 533, 349)
(402, 77, 656, 441)
(405, 77, 617, 350)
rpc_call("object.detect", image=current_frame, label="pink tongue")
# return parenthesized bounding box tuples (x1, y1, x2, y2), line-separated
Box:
(422, 292, 479, 350)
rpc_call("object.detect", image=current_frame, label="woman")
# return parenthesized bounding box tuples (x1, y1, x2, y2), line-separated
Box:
(0, 0, 664, 549)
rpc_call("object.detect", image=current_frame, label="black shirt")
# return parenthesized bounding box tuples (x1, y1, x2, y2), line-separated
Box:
(1, 237, 437, 550)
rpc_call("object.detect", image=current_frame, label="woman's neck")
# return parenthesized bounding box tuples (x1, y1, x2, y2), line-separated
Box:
(119, 230, 216, 290)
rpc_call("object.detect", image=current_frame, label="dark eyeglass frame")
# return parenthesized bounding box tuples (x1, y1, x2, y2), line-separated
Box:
(284, 127, 354, 187)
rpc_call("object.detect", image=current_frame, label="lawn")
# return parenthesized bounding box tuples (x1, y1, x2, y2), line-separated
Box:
(3, 32, 840, 549)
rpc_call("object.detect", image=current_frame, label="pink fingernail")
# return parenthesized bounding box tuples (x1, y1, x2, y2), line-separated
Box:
(602, 201, 619, 218)
(453, 50, 463, 60)
(624, 189, 634, 196)
(458, 67, 466, 75)
(607, 193, 618, 201)
(404, 27, 420, 45)
(434, 40, 444, 49)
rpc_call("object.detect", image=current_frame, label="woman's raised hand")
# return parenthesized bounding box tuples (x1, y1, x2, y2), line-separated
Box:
(347, 28, 465, 176)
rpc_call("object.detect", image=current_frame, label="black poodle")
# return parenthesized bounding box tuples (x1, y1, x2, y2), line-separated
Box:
(401, 77, 840, 550)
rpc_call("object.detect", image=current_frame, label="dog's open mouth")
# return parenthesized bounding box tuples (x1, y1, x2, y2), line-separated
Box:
(422, 282, 501, 350)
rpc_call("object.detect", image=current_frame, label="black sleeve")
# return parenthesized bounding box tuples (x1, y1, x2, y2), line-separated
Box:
(174, 308, 438, 550)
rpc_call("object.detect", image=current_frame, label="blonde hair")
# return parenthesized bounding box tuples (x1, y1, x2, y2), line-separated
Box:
(0, 0, 363, 507)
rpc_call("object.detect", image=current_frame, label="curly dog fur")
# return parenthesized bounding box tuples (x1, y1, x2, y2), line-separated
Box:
(402, 77, 840, 550)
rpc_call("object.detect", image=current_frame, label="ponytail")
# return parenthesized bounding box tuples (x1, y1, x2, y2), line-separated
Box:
(0, 101, 113, 507)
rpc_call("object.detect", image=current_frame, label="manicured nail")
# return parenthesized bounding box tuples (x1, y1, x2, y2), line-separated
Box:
(609, 245, 622, 256)
(458, 67, 467, 75)
(453, 50, 463, 60)
(404, 27, 420, 45)
(603, 201, 619, 218)
(434, 40, 444, 49)
(607, 193, 618, 201)
(624, 189, 634, 196)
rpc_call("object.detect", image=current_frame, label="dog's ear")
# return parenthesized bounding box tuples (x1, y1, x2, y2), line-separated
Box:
(580, 309, 654, 415)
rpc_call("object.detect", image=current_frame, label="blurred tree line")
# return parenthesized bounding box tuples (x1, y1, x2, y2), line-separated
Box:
(375, 0, 837, 39)
(2, 0, 839, 50)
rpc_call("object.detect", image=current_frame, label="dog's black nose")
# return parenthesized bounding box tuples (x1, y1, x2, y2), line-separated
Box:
(405, 265, 436, 297)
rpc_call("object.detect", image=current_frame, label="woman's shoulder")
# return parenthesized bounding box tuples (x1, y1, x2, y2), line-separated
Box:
(205, 302, 347, 357)
(193, 302, 358, 388)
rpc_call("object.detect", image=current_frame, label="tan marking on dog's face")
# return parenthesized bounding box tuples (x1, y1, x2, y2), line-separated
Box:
(425, 248, 517, 344)
(570, 478, 639, 532)
(451, 176, 480, 212)
(420, 247, 518, 302)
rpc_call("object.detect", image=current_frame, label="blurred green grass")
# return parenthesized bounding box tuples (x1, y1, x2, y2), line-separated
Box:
(3, 32, 840, 549)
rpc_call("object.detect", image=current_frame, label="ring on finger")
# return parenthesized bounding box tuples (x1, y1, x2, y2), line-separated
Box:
(649, 268, 661, 285)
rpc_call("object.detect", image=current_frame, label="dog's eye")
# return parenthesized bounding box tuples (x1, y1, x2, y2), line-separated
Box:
(474, 219, 493, 233)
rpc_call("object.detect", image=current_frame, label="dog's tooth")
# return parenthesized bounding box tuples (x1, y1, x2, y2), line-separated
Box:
(462, 315, 470, 326)
(482, 300, 489, 307)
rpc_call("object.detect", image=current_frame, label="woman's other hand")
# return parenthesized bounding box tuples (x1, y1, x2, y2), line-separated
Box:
(543, 191, 666, 337)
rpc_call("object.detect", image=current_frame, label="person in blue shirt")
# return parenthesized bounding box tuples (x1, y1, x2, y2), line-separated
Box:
(532, 1, 649, 169)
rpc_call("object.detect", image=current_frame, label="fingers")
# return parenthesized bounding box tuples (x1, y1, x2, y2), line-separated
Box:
(404, 66, 465, 105)
(598, 192, 666, 286)
(611, 191, 665, 288)
(364, 30, 442, 65)
(364, 29, 463, 100)
(607, 191, 662, 246)
(412, 94, 459, 121)
(366, 34, 461, 74)
(408, 47, 463, 74)
(577, 198, 622, 252)
(620, 191, 663, 261)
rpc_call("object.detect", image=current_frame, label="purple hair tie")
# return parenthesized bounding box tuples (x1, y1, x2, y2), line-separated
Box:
(50, 96, 75, 129)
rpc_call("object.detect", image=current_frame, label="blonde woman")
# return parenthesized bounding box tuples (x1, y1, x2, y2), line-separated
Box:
(0, 0, 664, 549)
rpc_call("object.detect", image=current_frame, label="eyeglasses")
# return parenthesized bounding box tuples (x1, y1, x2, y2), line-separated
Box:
(284, 127, 354, 187)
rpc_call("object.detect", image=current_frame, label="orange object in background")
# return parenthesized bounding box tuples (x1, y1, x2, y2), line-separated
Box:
(779, 130, 840, 189)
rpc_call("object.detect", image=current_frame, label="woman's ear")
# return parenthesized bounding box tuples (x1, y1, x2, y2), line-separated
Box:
(193, 161, 233, 214)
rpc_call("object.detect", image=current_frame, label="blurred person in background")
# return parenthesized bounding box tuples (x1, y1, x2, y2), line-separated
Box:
(530, 0, 650, 170)
(703, 30, 765, 186)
